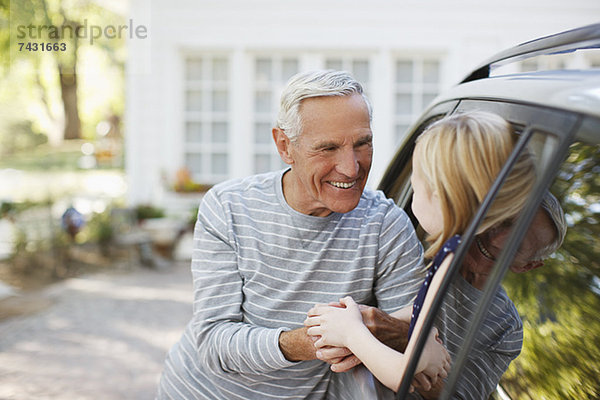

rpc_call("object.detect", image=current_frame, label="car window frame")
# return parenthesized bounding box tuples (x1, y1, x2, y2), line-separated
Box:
(379, 100, 582, 399)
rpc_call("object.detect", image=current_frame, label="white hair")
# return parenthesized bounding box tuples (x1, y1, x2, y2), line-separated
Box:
(275, 70, 372, 141)
(534, 191, 567, 260)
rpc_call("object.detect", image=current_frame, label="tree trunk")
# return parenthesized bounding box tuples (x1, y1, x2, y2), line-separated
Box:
(59, 65, 81, 140)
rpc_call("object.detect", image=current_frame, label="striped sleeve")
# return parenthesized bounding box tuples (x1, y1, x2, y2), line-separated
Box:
(374, 200, 425, 313)
(189, 189, 295, 375)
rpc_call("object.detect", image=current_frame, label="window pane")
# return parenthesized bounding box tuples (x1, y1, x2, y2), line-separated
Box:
(212, 153, 228, 174)
(282, 58, 299, 82)
(395, 93, 412, 115)
(186, 59, 203, 81)
(186, 122, 203, 143)
(255, 90, 272, 113)
(422, 93, 438, 109)
(395, 124, 410, 144)
(255, 122, 272, 144)
(254, 154, 272, 174)
(212, 90, 228, 112)
(186, 90, 203, 111)
(186, 153, 203, 174)
(501, 142, 600, 399)
(256, 58, 272, 82)
(423, 60, 440, 84)
(326, 59, 343, 71)
(396, 61, 413, 83)
(352, 60, 369, 83)
(211, 122, 228, 143)
(212, 58, 228, 81)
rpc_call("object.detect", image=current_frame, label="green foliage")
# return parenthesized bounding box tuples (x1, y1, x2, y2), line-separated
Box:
(83, 210, 113, 244)
(0, 120, 48, 154)
(502, 143, 600, 399)
(0, 199, 40, 217)
(187, 206, 198, 229)
(8, 201, 70, 276)
(77, 210, 114, 245)
(0, 0, 10, 75)
(0, 0, 126, 144)
(0, 141, 83, 170)
(135, 204, 165, 221)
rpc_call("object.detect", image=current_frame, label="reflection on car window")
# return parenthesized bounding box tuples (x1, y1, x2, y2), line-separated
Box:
(501, 142, 600, 399)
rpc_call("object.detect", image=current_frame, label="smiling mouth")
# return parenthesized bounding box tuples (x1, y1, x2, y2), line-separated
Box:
(475, 236, 496, 261)
(328, 180, 357, 189)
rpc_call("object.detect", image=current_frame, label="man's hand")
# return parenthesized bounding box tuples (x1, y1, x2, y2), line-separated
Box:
(313, 345, 360, 372)
(309, 336, 353, 364)
(412, 372, 444, 399)
(359, 305, 410, 352)
(313, 305, 411, 372)
(411, 331, 450, 399)
(279, 327, 318, 361)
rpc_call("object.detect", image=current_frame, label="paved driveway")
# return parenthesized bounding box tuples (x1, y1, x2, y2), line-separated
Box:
(0, 262, 193, 400)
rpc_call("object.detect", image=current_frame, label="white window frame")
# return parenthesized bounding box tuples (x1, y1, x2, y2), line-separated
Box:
(393, 57, 442, 145)
(251, 55, 301, 174)
(183, 54, 232, 184)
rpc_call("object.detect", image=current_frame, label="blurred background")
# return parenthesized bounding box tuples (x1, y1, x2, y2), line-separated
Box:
(0, 0, 599, 399)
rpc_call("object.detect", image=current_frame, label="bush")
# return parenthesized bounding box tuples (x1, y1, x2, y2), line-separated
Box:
(135, 204, 165, 221)
(84, 210, 114, 244)
(0, 120, 47, 155)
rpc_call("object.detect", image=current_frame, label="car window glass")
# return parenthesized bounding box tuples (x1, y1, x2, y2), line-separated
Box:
(499, 142, 600, 399)
(400, 128, 572, 399)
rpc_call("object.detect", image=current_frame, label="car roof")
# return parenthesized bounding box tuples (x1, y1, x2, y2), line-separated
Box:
(435, 70, 600, 120)
(427, 23, 600, 144)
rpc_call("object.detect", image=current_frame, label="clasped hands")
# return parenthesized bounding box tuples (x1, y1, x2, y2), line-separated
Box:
(303, 296, 451, 393)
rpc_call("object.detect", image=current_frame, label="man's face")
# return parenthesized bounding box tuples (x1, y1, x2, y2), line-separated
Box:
(462, 209, 554, 289)
(281, 94, 373, 217)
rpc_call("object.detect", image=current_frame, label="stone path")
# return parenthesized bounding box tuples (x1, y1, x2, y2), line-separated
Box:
(0, 261, 193, 400)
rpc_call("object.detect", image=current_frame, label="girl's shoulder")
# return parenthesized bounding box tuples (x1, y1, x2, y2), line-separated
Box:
(432, 234, 462, 266)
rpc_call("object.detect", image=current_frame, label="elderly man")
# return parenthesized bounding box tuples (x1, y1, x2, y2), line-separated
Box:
(320, 193, 567, 399)
(156, 70, 425, 399)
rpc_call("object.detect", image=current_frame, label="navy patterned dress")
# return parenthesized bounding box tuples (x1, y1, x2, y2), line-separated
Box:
(407, 234, 462, 340)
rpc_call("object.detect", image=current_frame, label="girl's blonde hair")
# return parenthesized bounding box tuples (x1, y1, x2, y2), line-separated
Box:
(413, 111, 536, 259)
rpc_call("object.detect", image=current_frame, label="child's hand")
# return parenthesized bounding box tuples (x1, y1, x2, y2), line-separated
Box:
(415, 327, 451, 387)
(304, 296, 365, 349)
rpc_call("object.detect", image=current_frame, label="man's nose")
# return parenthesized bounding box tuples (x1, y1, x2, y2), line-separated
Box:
(336, 148, 360, 177)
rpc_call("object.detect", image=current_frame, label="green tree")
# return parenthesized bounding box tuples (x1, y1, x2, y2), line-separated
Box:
(1, 0, 125, 143)
(502, 143, 600, 399)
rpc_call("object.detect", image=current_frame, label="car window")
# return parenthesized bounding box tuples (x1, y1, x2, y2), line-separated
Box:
(403, 128, 548, 399)
(382, 111, 592, 399)
(498, 142, 600, 399)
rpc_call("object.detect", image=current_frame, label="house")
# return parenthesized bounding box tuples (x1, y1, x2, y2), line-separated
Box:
(125, 0, 600, 214)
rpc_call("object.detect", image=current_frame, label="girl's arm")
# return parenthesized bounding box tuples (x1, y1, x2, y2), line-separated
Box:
(390, 305, 413, 322)
(305, 297, 450, 392)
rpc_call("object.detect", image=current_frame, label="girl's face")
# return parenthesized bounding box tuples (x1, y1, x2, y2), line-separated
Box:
(411, 150, 444, 236)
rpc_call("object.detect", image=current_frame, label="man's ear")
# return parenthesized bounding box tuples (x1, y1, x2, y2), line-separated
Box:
(272, 128, 294, 165)
(511, 260, 544, 274)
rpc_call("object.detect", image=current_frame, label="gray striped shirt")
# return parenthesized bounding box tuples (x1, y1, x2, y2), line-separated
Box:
(438, 277, 522, 399)
(157, 169, 425, 399)
(406, 276, 523, 400)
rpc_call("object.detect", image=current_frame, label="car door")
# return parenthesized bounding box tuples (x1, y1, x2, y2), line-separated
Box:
(378, 99, 593, 399)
